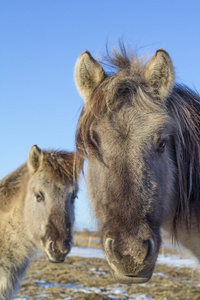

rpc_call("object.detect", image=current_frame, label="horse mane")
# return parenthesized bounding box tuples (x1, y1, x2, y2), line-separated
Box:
(167, 85, 200, 231)
(103, 42, 141, 72)
(42, 150, 77, 183)
(75, 44, 200, 232)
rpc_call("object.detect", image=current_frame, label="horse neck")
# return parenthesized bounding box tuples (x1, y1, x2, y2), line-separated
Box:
(0, 164, 33, 300)
(0, 163, 29, 211)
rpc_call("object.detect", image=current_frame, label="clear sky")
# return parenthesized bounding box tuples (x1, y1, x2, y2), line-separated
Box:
(1, 0, 200, 230)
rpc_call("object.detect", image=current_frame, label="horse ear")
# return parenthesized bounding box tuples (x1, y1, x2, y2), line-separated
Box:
(74, 51, 105, 104)
(28, 145, 43, 173)
(144, 49, 174, 101)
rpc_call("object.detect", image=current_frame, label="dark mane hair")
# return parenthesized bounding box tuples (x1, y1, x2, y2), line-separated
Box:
(42, 150, 78, 183)
(75, 45, 200, 232)
(103, 42, 139, 71)
(167, 85, 200, 230)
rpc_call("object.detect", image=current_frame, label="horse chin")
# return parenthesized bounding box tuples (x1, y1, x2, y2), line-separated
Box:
(110, 268, 153, 284)
(48, 257, 65, 264)
(106, 256, 154, 284)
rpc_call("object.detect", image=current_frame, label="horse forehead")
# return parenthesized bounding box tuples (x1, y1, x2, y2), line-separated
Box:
(98, 106, 167, 142)
(32, 171, 70, 191)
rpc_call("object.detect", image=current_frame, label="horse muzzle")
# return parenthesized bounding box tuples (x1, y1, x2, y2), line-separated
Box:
(104, 237, 156, 284)
(110, 264, 154, 284)
(45, 240, 72, 263)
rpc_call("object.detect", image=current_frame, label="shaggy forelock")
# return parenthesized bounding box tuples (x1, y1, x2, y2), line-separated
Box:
(41, 151, 77, 183)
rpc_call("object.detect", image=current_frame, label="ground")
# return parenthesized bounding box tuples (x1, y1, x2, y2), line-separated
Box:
(14, 232, 200, 300)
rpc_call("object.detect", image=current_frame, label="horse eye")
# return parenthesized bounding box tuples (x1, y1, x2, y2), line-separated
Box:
(90, 130, 101, 149)
(71, 193, 78, 204)
(35, 192, 44, 202)
(157, 140, 167, 153)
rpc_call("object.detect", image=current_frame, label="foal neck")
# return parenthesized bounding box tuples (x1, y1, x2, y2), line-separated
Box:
(0, 163, 29, 212)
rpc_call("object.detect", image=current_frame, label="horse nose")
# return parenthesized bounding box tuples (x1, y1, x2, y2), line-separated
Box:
(61, 240, 72, 255)
(144, 238, 155, 262)
(48, 240, 71, 255)
(105, 237, 155, 264)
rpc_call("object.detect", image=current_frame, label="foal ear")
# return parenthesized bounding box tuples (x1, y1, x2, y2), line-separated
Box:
(74, 51, 105, 104)
(144, 49, 174, 101)
(27, 145, 43, 173)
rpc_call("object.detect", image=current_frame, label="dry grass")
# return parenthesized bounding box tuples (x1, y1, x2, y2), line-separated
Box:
(73, 230, 100, 248)
(14, 231, 200, 300)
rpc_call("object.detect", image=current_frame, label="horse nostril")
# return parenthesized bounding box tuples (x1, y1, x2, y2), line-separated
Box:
(144, 238, 155, 262)
(105, 238, 113, 253)
(105, 238, 118, 262)
(62, 243, 71, 254)
(48, 241, 55, 252)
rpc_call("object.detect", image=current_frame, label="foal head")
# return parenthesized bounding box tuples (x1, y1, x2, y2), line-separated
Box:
(75, 46, 176, 282)
(25, 145, 78, 263)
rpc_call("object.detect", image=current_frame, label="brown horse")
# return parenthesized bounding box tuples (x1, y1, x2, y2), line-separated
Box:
(0, 145, 79, 299)
(74, 44, 200, 284)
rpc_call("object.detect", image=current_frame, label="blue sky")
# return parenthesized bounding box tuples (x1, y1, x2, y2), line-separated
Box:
(1, 0, 200, 230)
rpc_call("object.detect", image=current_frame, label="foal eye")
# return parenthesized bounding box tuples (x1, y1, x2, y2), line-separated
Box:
(35, 192, 44, 202)
(157, 140, 167, 153)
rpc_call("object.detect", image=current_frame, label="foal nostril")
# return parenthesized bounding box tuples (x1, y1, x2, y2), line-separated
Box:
(144, 238, 155, 262)
(48, 240, 71, 254)
(48, 241, 55, 252)
(62, 242, 71, 255)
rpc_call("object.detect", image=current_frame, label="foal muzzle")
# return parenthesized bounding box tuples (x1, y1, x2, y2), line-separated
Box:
(45, 240, 72, 263)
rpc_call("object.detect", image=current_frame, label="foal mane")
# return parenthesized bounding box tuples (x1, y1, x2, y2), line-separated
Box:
(42, 150, 78, 183)
(0, 164, 28, 209)
(75, 45, 200, 231)
(0, 150, 77, 209)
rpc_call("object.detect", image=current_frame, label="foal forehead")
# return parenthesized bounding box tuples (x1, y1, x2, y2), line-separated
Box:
(34, 170, 75, 189)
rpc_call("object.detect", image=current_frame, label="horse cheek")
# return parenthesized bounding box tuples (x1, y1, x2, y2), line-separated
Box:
(24, 195, 44, 245)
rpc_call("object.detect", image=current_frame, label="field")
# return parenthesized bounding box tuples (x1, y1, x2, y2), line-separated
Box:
(14, 231, 200, 300)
